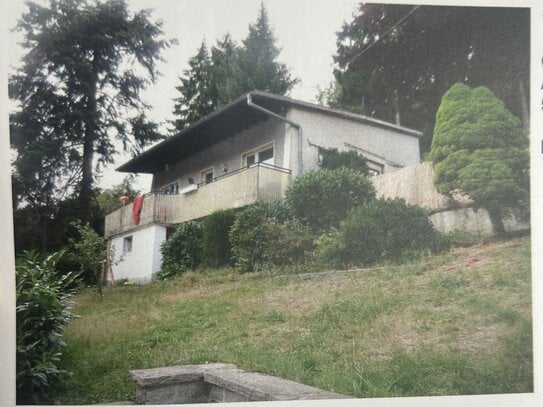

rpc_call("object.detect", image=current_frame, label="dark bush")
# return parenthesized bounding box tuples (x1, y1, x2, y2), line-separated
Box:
(158, 221, 203, 279)
(320, 148, 369, 175)
(285, 168, 375, 232)
(260, 218, 315, 266)
(315, 198, 447, 267)
(202, 209, 237, 268)
(16, 250, 79, 404)
(229, 201, 293, 272)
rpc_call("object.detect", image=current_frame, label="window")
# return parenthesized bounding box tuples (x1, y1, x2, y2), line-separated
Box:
(242, 143, 274, 167)
(162, 182, 179, 194)
(201, 168, 214, 184)
(123, 236, 133, 255)
(366, 160, 384, 176)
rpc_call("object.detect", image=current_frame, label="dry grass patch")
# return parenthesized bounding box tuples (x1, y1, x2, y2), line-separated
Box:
(57, 236, 532, 404)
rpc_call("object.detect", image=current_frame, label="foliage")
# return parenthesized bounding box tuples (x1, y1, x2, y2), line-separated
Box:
(319, 148, 369, 175)
(68, 221, 107, 288)
(285, 168, 375, 232)
(10, 0, 170, 219)
(315, 198, 446, 267)
(96, 176, 140, 216)
(229, 3, 298, 97)
(229, 201, 293, 272)
(259, 218, 315, 266)
(202, 209, 237, 268)
(172, 41, 217, 130)
(16, 250, 79, 404)
(171, 4, 297, 130)
(325, 4, 529, 152)
(12, 195, 103, 254)
(158, 222, 203, 279)
(429, 83, 529, 235)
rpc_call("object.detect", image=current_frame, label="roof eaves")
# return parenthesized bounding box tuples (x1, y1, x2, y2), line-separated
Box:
(116, 92, 257, 172)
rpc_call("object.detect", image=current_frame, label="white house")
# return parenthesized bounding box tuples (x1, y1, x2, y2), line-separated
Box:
(104, 91, 422, 283)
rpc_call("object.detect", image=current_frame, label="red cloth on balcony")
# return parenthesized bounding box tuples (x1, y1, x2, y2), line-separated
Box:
(132, 195, 145, 225)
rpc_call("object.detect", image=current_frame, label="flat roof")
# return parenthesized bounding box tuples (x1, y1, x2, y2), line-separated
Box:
(118, 90, 422, 174)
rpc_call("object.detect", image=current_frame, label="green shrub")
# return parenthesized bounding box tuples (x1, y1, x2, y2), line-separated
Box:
(229, 201, 293, 272)
(16, 250, 79, 404)
(260, 218, 315, 266)
(444, 229, 485, 247)
(320, 148, 369, 175)
(158, 221, 203, 279)
(286, 168, 375, 232)
(315, 198, 447, 267)
(69, 220, 107, 287)
(202, 209, 237, 268)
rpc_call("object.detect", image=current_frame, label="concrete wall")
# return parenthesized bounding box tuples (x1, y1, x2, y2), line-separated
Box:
(129, 363, 347, 404)
(372, 162, 458, 211)
(152, 117, 286, 191)
(286, 106, 421, 177)
(372, 162, 529, 235)
(110, 225, 166, 283)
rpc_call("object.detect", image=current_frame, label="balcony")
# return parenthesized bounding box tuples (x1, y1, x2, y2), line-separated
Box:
(104, 163, 292, 238)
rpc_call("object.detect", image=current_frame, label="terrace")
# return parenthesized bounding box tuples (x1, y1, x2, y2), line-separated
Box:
(104, 163, 291, 238)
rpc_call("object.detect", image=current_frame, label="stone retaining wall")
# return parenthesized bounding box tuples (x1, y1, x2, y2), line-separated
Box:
(129, 363, 348, 404)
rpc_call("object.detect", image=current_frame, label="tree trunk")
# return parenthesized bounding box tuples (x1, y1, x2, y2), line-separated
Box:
(487, 205, 507, 237)
(80, 54, 99, 220)
(518, 77, 529, 130)
(393, 88, 401, 125)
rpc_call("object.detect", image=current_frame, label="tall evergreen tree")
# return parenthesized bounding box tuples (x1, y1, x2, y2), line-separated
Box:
(233, 2, 298, 96)
(429, 83, 529, 235)
(210, 33, 241, 106)
(10, 0, 169, 222)
(325, 4, 529, 153)
(171, 3, 297, 131)
(172, 41, 217, 130)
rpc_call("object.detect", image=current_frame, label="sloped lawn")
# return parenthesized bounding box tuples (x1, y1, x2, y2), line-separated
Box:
(57, 236, 532, 403)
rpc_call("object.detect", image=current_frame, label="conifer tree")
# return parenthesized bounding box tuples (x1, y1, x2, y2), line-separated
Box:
(326, 4, 529, 152)
(171, 3, 297, 131)
(10, 0, 169, 221)
(172, 41, 217, 130)
(233, 3, 298, 96)
(429, 83, 529, 235)
(211, 33, 240, 106)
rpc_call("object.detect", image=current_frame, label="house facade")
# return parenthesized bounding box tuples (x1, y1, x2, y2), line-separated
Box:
(104, 91, 422, 283)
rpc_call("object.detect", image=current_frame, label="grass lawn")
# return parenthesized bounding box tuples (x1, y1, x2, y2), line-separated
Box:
(57, 236, 532, 404)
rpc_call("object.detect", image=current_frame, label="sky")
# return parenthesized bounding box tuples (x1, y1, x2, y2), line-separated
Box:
(5, 0, 362, 191)
(3, 0, 540, 194)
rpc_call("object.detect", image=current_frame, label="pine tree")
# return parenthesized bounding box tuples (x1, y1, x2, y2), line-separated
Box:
(210, 33, 241, 106)
(233, 3, 297, 96)
(10, 0, 169, 221)
(171, 3, 297, 130)
(172, 41, 217, 130)
(429, 83, 529, 235)
(327, 4, 529, 153)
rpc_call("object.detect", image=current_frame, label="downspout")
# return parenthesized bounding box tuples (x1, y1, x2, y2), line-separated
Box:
(247, 93, 303, 176)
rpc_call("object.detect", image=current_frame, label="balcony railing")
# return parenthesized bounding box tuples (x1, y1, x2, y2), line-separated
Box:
(104, 163, 292, 238)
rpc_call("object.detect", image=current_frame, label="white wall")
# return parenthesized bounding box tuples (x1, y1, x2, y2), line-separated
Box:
(110, 225, 167, 284)
(286, 106, 421, 176)
(152, 117, 286, 191)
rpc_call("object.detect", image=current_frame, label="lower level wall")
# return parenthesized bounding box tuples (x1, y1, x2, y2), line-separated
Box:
(430, 207, 530, 235)
(109, 225, 167, 283)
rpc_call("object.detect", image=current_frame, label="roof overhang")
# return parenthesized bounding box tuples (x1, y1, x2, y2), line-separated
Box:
(117, 90, 423, 174)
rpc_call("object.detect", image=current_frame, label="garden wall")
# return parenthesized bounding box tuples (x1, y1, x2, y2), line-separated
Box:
(372, 162, 529, 235)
